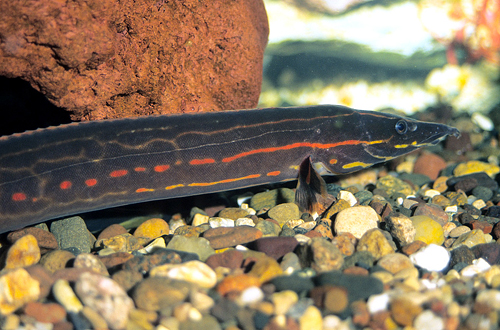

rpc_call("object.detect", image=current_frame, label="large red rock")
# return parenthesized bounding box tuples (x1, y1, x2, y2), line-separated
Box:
(0, 0, 268, 121)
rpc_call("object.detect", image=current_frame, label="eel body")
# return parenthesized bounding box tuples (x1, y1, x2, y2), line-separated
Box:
(0, 105, 459, 233)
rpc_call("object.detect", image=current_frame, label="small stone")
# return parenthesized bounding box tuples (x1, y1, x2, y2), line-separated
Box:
(334, 206, 379, 239)
(413, 310, 444, 330)
(351, 300, 370, 327)
(453, 160, 500, 177)
(133, 277, 192, 311)
(209, 217, 235, 228)
(174, 225, 205, 237)
(0, 268, 40, 315)
(111, 270, 143, 292)
(449, 226, 471, 238)
(367, 293, 390, 314)
(299, 305, 323, 330)
(218, 207, 250, 220)
(237, 286, 264, 306)
(95, 233, 144, 253)
(271, 290, 298, 315)
(331, 233, 356, 256)
(236, 218, 256, 227)
(472, 199, 487, 210)
(357, 229, 395, 260)
(150, 260, 217, 288)
(50, 216, 92, 254)
(325, 199, 350, 218)
(99, 252, 135, 270)
(268, 203, 301, 226)
(203, 226, 263, 249)
(303, 238, 344, 273)
(134, 218, 170, 239)
(24, 302, 66, 324)
(217, 274, 261, 296)
(39, 249, 75, 273)
(413, 153, 447, 180)
(7, 228, 58, 254)
(97, 224, 128, 240)
(250, 188, 295, 211)
(314, 271, 384, 302)
(411, 215, 445, 245)
(52, 279, 82, 313)
(245, 237, 298, 260)
(472, 186, 493, 201)
(324, 286, 349, 313)
(409, 244, 450, 271)
(166, 235, 215, 261)
(413, 203, 449, 226)
(385, 212, 416, 245)
(451, 229, 487, 249)
(4, 234, 41, 269)
(247, 255, 284, 283)
(280, 252, 302, 274)
(312, 221, 334, 240)
(401, 240, 427, 256)
(73, 253, 109, 276)
(376, 175, 414, 198)
(377, 253, 414, 274)
(390, 296, 423, 326)
(339, 190, 357, 206)
(81, 306, 111, 330)
(269, 274, 314, 294)
(460, 258, 491, 277)
(433, 176, 450, 193)
(75, 272, 133, 329)
(255, 219, 281, 237)
(205, 249, 244, 270)
(192, 213, 210, 227)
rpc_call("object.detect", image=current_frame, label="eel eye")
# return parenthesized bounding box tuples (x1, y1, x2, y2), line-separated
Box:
(395, 120, 408, 134)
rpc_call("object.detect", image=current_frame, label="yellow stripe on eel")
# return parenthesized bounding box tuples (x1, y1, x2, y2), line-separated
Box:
(342, 162, 372, 169)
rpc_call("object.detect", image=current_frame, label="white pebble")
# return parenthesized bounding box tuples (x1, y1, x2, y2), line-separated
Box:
(445, 205, 458, 213)
(472, 199, 487, 210)
(414, 310, 444, 330)
(237, 286, 264, 306)
(209, 217, 235, 228)
(424, 189, 441, 198)
(472, 112, 494, 131)
(461, 258, 491, 277)
(339, 190, 357, 206)
(367, 293, 390, 314)
(53, 279, 83, 313)
(410, 244, 450, 272)
(235, 218, 255, 227)
(137, 237, 166, 254)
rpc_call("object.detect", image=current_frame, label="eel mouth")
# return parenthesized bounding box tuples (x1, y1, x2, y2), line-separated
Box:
(419, 125, 461, 146)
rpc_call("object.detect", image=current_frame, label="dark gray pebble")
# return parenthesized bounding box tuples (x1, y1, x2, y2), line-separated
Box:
(472, 186, 493, 201)
(50, 216, 92, 254)
(269, 274, 314, 294)
(313, 271, 384, 302)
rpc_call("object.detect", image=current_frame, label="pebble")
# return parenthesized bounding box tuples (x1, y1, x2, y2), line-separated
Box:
(217, 274, 261, 296)
(150, 260, 217, 288)
(255, 219, 281, 236)
(356, 228, 395, 260)
(97, 223, 128, 240)
(451, 229, 487, 249)
(267, 203, 301, 226)
(133, 218, 170, 239)
(271, 290, 298, 315)
(377, 253, 414, 274)
(73, 253, 109, 276)
(50, 216, 92, 254)
(385, 212, 416, 245)
(247, 254, 284, 283)
(413, 152, 447, 180)
(411, 215, 445, 245)
(409, 244, 450, 271)
(209, 217, 235, 228)
(75, 272, 133, 329)
(376, 175, 414, 198)
(166, 235, 215, 261)
(95, 233, 144, 253)
(250, 188, 295, 210)
(202, 226, 263, 249)
(39, 249, 75, 273)
(453, 160, 500, 177)
(0, 268, 40, 315)
(303, 238, 344, 273)
(205, 249, 244, 270)
(7, 227, 58, 254)
(24, 302, 66, 324)
(52, 279, 82, 313)
(334, 205, 379, 239)
(4, 234, 41, 269)
(449, 225, 471, 238)
(413, 203, 449, 226)
(246, 236, 298, 260)
(133, 277, 192, 311)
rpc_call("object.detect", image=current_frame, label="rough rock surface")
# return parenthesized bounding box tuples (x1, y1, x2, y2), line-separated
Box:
(0, 0, 268, 121)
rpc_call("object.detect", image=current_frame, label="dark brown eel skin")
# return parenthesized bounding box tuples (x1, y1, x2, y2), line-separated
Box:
(0, 105, 459, 233)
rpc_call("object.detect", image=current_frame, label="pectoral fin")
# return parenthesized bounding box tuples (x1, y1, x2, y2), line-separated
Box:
(295, 156, 334, 216)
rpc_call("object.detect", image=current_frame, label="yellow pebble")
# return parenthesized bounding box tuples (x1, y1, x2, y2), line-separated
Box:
(134, 218, 170, 239)
(453, 160, 500, 177)
(5, 234, 40, 269)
